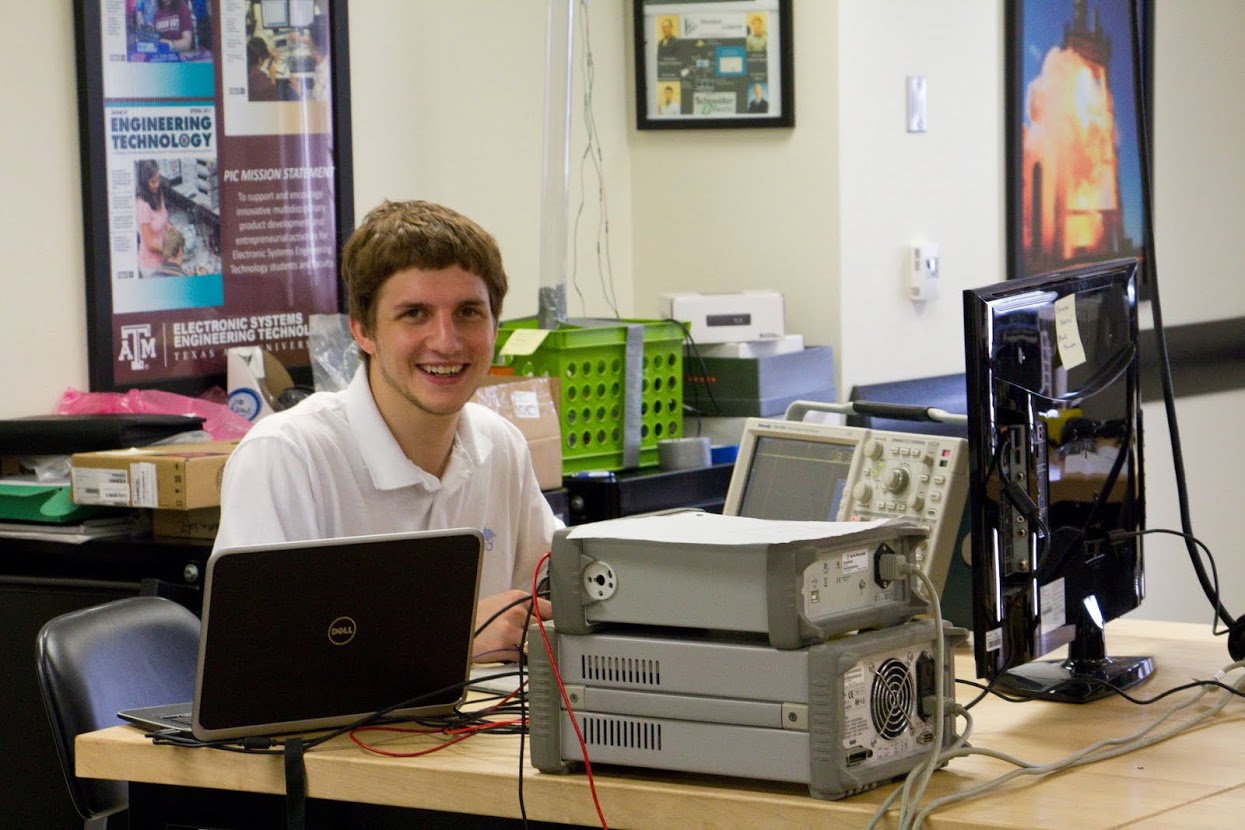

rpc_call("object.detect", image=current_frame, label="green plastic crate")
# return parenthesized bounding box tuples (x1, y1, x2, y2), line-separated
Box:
(494, 318, 684, 473)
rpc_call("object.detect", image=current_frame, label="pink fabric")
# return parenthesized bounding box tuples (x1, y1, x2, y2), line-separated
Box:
(57, 387, 253, 441)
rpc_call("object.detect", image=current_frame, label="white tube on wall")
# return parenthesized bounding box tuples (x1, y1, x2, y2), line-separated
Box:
(537, 0, 575, 329)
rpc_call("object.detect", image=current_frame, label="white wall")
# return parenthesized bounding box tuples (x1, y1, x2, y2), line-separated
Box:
(0, 0, 92, 416)
(1132, 389, 1245, 624)
(347, 0, 634, 322)
(1, 0, 1242, 627)
(835, 0, 1002, 395)
(1150, 0, 1245, 327)
(630, 4, 842, 365)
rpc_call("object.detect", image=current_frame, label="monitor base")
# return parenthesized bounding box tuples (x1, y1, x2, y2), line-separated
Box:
(994, 655, 1154, 703)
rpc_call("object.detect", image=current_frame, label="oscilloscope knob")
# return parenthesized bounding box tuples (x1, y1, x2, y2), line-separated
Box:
(852, 482, 874, 503)
(885, 467, 910, 494)
(864, 439, 885, 460)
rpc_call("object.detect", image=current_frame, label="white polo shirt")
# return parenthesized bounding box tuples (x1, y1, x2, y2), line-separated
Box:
(213, 367, 561, 598)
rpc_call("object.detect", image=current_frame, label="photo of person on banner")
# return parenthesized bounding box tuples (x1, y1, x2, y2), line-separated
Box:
(135, 159, 170, 279)
(126, 0, 213, 62)
(657, 15, 678, 53)
(745, 13, 768, 53)
(246, 35, 280, 101)
(153, 225, 208, 277)
(658, 83, 681, 116)
(747, 81, 769, 113)
(132, 157, 221, 285)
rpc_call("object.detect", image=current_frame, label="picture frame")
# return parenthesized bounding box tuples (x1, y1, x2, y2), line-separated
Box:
(633, 0, 794, 130)
(1005, 0, 1152, 284)
(73, 0, 355, 395)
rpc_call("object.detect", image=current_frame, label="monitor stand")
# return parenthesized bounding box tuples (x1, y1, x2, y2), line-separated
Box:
(993, 620, 1154, 704)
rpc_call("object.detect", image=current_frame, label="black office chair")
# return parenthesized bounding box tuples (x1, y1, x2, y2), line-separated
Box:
(34, 596, 200, 829)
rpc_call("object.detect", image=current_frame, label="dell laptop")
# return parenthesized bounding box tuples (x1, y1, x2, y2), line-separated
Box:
(119, 527, 484, 741)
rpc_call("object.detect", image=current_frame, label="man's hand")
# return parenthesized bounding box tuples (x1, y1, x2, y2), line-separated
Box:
(472, 589, 552, 663)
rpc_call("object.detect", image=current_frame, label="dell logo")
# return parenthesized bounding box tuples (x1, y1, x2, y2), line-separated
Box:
(328, 616, 357, 646)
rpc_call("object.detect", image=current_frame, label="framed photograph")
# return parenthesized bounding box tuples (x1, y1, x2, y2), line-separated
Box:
(1006, 0, 1152, 283)
(73, 0, 355, 395)
(633, 0, 794, 130)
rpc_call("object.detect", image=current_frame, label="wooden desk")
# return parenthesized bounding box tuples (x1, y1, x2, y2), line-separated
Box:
(77, 620, 1245, 829)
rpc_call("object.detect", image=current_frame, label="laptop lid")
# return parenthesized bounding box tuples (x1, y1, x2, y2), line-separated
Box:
(189, 527, 483, 741)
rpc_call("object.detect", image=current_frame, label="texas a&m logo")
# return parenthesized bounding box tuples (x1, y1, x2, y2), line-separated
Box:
(118, 324, 157, 371)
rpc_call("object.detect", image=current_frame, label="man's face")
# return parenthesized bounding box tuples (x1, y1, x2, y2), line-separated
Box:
(663, 87, 674, 104)
(351, 265, 497, 421)
(661, 20, 673, 39)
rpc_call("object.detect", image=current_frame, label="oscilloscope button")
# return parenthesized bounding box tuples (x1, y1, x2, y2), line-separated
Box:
(885, 467, 910, 494)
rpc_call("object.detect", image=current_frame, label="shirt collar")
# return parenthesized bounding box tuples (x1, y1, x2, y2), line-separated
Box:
(343, 365, 493, 491)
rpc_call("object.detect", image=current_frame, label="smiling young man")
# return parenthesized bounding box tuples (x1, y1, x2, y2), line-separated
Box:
(214, 200, 557, 661)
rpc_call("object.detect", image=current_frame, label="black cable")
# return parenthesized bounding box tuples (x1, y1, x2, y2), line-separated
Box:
(516, 592, 537, 828)
(958, 674, 1245, 706)
(149, 670, 518, 754)
(960, 645, 1034, 710)
(1045, 415, 1134, 580)
(963, 522, 1236, 709)
(283, 736, 307, 830)
(510, 569, 548, 828)
(474, 591, 542, 639)
(669, 317, 722, 435)
(958, 675, 1033, 708)
(1035, 414, 1135, 586)
(995, 427, 1051, 545)
(1114, 527, 1226, 635)
(1127, 1, 1240, 648)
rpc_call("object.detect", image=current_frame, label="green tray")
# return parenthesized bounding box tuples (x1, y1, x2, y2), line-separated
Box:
(494, 318, 685, 473)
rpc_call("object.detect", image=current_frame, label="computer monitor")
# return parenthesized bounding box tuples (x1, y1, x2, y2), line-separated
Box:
(260, 0, 289, 28)
(963, 257, 1148, 703)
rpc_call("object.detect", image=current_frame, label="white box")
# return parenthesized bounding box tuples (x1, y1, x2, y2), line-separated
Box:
(660, 291, 785, 344)
(697, 334, 804, 359)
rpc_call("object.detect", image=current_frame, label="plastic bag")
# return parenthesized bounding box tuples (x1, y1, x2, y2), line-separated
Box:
(309, 313, 360, 392)
(57, 387, 253, 441)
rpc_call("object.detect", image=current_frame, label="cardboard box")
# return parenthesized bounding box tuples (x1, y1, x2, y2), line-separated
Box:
(685, 346, 836, 417)
(473, 376, 562, 490)
(70, 441, 238, 510)
(152, 507, 221, 540)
